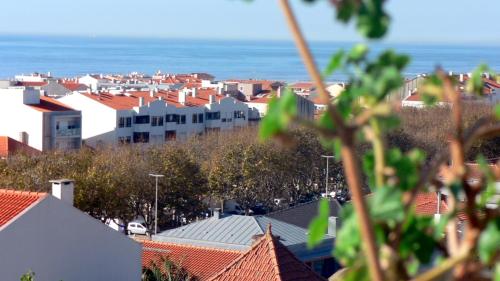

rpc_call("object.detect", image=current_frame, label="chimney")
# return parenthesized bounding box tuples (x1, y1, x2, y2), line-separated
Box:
(217, 87, 223, 95)
(327, 216, 337, 237)
(277, 86, 283, 98)
(179, 91, 186, 104)
(213, 208, 221, 219)
(209, 95, 216, 104)
(192, 88, 198, 97)
(50, 179, 74, 206)
(139, 97, 145, 107)
(459, 73, 464, 83)
(149, 89, 155, 97)
(87, 88, 91, 94)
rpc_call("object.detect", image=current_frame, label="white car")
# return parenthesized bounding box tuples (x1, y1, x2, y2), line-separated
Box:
(127, 222, 149, 236)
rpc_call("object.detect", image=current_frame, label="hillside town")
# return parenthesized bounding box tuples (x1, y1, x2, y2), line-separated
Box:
(0, 69, 499, 281)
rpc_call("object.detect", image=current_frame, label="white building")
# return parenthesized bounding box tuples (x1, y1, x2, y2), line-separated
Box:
(0, 87, 82, 151)
(59, 88, 249, 147)
(0, 180, 142, 281)
(245, 92, 315, 121)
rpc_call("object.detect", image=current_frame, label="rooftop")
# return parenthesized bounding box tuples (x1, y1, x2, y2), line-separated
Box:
(27, 95, 76, 112)
(0, 189, 46, 228)
(0, 136, 40, 158)
(208, 226, 325, 281)
(142, 240, 241, 281)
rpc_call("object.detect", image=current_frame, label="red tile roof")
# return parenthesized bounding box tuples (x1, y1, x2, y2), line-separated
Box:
(290, 82, 315, 91)
(16, 81, 48, 87)
(27, 96, 76, 112)
(0, 136, 41, 158)
(0, 189, 46, 228)
(60, 82, 88, 92)
(142, 240, 241, 281)
(208, 226, 325, 281)
(248, 96, 271, 104)
(414, 192, 449, 216)
(82, 89, 224, 110)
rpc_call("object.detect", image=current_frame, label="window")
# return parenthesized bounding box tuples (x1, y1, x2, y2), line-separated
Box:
(165, 130, 176, 141)
(180, 115, 186, 124)
(67, 120, 80, 129)
(118, 117, 125, 128)
(198, 113, 204, 123)
(133, 132, 149, 143)
(205, 111, 221, 120)
(222, 118, 227, 123)
(134, 115, 150, 124)
(118, 136, 131, 144)
(166, 114, 180, 123)
(126, 117, 132, 127)
(151, 116, 164, 127)
(234, 110, 245, 119)
(192, 114, 198, 123)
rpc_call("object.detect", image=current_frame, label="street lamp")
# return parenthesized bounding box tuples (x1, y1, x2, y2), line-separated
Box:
(321, 155, 334, 198)
(149, 173, 164, 235)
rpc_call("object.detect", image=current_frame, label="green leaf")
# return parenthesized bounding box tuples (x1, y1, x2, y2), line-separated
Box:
(495, 104, 500, 120)
(466, 64, 489, 95)
(478, 218, 500, 263)
(348, 44, 369, 63)
(307, 198, 330, 248)
(324, 50, 345, 77)
(495, 262, 500, 281)
(369, 188, 404, 223)
(259, 90, 297, 140)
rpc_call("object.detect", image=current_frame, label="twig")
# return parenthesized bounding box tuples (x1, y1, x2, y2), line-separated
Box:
(278, 1, 384, 280)
(410, 251, 470, 281)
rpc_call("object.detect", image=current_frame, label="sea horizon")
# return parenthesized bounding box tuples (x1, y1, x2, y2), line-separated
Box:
(1, 34, 499, 82)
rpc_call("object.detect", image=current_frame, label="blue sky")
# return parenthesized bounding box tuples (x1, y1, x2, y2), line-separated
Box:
(0, 0, 498, 44)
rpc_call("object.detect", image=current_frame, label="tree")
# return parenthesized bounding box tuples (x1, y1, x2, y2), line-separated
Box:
(259, 0, 500, 280)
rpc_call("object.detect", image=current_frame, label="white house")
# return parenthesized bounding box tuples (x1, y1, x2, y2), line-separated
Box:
(0, 87, 82, 151)
(59, 88, 249, 147)
(0, 180, 142, 281)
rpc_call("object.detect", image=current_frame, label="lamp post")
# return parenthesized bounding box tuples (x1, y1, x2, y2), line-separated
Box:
(321, 155, 334, 198)
(149, 173, 164, 235)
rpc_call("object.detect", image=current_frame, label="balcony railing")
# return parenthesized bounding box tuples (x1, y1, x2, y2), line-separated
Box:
(56, 128, 81, 137)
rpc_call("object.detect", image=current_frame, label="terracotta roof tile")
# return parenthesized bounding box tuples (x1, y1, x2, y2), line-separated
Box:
(208, 226, 325, 281)
(0, 136, 41, 158)
(142, 240, 241, 281)
(0, 189, 46, 228)
(27, 96, 75, 112)
(414, 192, 449, 216)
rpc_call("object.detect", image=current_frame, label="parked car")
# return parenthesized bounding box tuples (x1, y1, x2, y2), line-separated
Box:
(127, 221, 149, 236)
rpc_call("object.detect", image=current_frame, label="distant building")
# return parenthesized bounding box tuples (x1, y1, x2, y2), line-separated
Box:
(59, 88, 249, 147)
(0, 87, 82, 151)
(246, 91, 315, 121)
(0, 180, 142, 281)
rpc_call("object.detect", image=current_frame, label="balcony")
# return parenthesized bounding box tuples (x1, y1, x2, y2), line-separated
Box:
(56, 128, 81, 137)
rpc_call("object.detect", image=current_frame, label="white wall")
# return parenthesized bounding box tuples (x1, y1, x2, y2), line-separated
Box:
(0, 196, 142, 281)
(60, 93, 117, 147)
(0, 88, 45, 150)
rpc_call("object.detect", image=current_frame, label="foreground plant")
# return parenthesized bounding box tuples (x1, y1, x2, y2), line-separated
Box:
(259, 0, 500, 280)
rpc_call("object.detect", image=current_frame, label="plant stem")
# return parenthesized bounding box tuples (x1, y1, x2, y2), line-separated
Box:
(370, 119, 385, 188)
(277, 2, 384, 280)
(410, 251, 470, 281)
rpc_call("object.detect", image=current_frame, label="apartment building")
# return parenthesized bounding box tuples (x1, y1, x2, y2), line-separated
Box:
(0, 87, 82, 151)
(59, 88, 249, 147)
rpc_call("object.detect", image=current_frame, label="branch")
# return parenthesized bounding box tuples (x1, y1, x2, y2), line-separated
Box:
(410, 251, 470, 281)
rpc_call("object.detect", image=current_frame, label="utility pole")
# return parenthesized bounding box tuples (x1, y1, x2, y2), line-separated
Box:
(321, 155, 334, 197)
(149, 173, 164, 235)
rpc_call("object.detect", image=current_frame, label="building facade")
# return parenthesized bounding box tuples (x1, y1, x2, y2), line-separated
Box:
(0, 87, 82, 151)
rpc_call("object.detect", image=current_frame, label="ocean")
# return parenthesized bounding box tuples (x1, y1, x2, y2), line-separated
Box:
(0, 35, 499, 82)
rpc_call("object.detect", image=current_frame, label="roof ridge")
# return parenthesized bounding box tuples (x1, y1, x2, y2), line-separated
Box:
(0, 188, 47, 197)
(206, 233, 269, 281)
(142, 240, 242, 254)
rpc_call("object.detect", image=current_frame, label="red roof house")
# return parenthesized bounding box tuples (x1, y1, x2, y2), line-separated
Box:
(208, 226, 325, 281)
